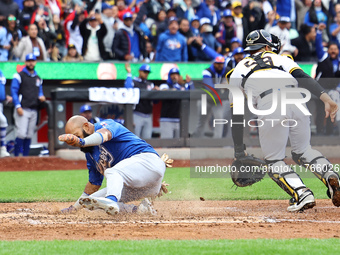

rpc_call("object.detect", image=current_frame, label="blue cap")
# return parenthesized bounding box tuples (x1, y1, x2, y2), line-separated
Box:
(25, 53, 36, 61)
(232, 47, 244, 56)
(190, 15, 199, 22)
(231, 37, 241, 44)
(139, 64, 151, 72)
(80, 105, 92, 113)
(102, 3, 112, 11)
(169, 67, 180, 75)
(123, 12, 133, 20)
(168, 16, 178, 25)
(222, 9, 233, 17)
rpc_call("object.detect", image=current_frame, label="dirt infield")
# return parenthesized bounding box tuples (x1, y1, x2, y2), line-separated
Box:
(1, 156, 340, 240)
(1, 200, 340, 240)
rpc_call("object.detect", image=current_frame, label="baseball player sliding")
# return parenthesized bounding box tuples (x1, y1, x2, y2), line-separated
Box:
(59, 115, 172, 215)
(228, 30, 340, 212)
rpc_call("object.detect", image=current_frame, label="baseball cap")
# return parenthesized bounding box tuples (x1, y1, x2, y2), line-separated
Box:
(168, 16, 178, 25)
(123, 12, 133, 20)
(199, 17, 211, 26)
(231, 37, 242, 44)
(168, 67, 180, 75)
(68, 44, 76, 50)
(25, 53, 36, 61)
(102, 2, 112, 11)
(232, 1, 242, 8)
(139, 64, 151, 72)
(278, 16, 291, 23)
(222, 9, 233, 17)
(214, 56, 225, 64)
(190, 15, 200, 23)
(80, 105, 92, 113)
(232, 47, 244, 56)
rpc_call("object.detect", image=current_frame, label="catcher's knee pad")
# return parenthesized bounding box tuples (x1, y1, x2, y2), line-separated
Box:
(267, 160, 305, 201)
(292, 149, 337, 186)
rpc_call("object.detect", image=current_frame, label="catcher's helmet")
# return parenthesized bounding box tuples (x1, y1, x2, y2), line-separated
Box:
(244, 30, 275, 52)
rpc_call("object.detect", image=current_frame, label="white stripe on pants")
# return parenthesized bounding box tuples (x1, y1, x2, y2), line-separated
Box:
(103, 153, 166, 203)
(13, 108, 37, 139)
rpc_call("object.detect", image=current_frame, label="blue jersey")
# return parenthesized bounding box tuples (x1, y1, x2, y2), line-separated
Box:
(86, 119, 158, 186)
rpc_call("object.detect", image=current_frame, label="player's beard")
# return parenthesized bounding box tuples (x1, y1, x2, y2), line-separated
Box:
(80, 129, 94, 154)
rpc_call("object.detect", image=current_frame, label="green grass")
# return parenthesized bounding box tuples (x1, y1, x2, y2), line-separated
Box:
(0, 239, 339, 255)
(0, 167, 331, 202)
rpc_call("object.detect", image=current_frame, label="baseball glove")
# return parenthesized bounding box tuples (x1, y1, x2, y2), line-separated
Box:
(231, 155, 267, 187)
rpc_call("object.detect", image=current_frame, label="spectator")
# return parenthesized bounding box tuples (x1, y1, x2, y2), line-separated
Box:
(52, 14, 66, 57)
(295, 0, 312, 30)
(226, 46, 245, 69)
(216, 10, 236, 52)
(125, 63, 158, 139)
(101, 2, 116, 60)
(144, 41, 155, 62)
(196, 0, 220, 26)
(18, 0, 37, 36)
(291, 23, 317, 61)
(192, 56, 230, 138)
(37, 16, 57, 57)
(159, 67, 193, 138)
(243, 0, 266, 31)
(148, 9, 167, 48)
(155, 17, 188, 61)
(6, 14, 22, 60)
(62, 43, 83, 61)
(46, 0, 62, 18)
(0, 0, 19, 26)
(179, 17, 199, 61)
(266, 16, 298, 56)
(276, 0, 297, 28)
(0, 23, 12, 61)
(11, 53, 45, 156)
(197, 17, 221, 61)
(66, 5, 86, 54)
(232, 1, 248, 47)
(117, 0, 138, 21)
(31, 0, 55, 33)
(330, 11, 340, 48)
(315, 24, 340, 135)
(174, 0, 195, 21)
(190, 15, 200, 36)
(304, 0, 329, 27)
(79, 104, 100, 124)
(0, 69, 11, 157)
(112, 12, 146, 61)
(12, 23, 48, 61)
(80, 11, 107, 61)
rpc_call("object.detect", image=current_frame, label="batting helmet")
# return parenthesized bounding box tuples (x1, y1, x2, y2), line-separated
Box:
(244, 30, 275, 52)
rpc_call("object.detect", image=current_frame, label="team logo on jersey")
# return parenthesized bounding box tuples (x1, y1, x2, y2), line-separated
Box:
(165, 39, 181, 50)
(96, 145, 114, 174)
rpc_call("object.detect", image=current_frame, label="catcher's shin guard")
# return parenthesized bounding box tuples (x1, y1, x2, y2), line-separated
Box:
(266, 160, 308, 202)
(292, 150, 340, 206)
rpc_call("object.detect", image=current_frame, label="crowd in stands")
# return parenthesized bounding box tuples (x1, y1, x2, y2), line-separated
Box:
(1, 0, 340, 62)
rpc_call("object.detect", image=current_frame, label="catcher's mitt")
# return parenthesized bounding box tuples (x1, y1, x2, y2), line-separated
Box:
(231, 155, 267, 187)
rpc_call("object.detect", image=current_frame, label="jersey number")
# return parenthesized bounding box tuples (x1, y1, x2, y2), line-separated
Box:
(244, 56, 274, 68)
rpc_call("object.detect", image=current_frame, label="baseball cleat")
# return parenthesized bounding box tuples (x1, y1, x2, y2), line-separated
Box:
(79, 197, 119, 215)
(0, 146, 10, 158)
(327, 174, 340, 207)
(136, 198, 157, 215)
(287, 189, 316, 212)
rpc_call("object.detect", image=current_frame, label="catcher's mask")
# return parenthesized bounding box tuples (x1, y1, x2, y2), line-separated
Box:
(244, 30, 275, 52)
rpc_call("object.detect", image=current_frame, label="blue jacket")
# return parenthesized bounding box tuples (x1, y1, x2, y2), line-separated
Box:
(156, 30, 188, 62)
(0, 70, 6, 102)
(11, 67, 44, 108)
(0, 27, 12, 61)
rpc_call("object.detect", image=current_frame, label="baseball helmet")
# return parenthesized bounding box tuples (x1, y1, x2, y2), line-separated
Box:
(244, 30, 275, 52)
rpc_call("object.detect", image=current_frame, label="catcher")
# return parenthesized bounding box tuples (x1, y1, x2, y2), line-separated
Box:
(228, 30, 340, 212)
(59, 115, 172, 215)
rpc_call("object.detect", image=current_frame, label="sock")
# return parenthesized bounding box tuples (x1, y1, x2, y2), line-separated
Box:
(106, 195, 118, 202)
(23, 138, 31, 156)
(0, 127, 6, 147)
(14, 138, 24, 156)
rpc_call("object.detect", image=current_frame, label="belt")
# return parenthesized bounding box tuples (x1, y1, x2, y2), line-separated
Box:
(259, 85, 295, 99)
